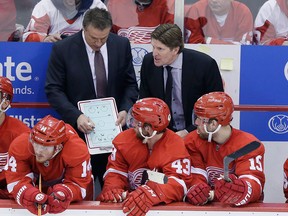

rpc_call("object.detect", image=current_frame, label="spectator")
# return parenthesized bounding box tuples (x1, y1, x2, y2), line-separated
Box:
(139, 23, 224, 138)
(184, 91, 265, 206)
(45, 7, 139, 189)
(23, 0, 107, 42)
(254, 0, 288, 45)
(0, 76, 30, 199)
(185, 0, 253, 44)
(283, 158, 288, 202)
(0, 0, 16, 41)
(106, 0, 174, 43)
(98, 97, 191, 216)
(5, 115, 93, 215)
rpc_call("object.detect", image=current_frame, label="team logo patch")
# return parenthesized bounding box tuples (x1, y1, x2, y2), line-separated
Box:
(35, 193, 45, 202)
(268, 114, 288, 134)
(132, 47, 148, 66)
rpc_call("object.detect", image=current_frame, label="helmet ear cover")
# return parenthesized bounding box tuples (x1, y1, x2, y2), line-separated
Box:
(31, 115, 67, 146)
(194, 92, 234, 126)
(131, 97, 171, 132)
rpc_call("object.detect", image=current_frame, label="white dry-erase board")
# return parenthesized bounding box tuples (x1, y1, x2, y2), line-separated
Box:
(78, 97, 122, 155)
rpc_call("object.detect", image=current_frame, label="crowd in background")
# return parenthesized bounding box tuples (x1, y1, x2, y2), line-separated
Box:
(1, 0, 288, 45)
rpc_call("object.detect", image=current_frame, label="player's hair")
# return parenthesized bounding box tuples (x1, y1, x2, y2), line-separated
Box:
(151, 23, 184, 53)
(83, 7, 112, 30)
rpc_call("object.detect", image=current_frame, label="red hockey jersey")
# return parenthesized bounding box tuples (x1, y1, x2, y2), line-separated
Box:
(103, 128, 191, 203)
(185, 0, 253, 44)
(184, 127, 265, 203)
(0, 115, 30, 198)
(6, 124, 93, 202)
(254, 0, 288, 45)
(107, 0, 174, 43)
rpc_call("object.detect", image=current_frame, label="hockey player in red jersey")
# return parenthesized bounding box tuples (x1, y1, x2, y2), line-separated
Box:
(0, 76, 30, 199)
(184, 92, 265, 206)
(185, 0, 253, 44)
(23, 0, 107, 42)
(98, 97, 191, 216)
(5, 115, 93, 215)
(107, 0, 174, 43)
(283, 158, 288, 202)
(254, 0, 288, 45)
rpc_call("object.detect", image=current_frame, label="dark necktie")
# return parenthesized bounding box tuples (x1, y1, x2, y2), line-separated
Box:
(164, 66, 173, 107)
(94, 51, 107, 98)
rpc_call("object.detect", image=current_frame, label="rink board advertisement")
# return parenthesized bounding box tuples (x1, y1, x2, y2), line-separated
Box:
(240, 46, 288, 141)
(0, 42, 53, 102)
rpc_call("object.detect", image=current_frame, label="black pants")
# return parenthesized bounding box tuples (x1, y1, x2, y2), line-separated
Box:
(90, 153, 110, 189)
(77, 129, 110, 189)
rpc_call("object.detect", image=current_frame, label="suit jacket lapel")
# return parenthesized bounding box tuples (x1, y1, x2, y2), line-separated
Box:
(106, 34, 115, 95)
(74, 31, 95, 93)
(181, 49, 190, 114)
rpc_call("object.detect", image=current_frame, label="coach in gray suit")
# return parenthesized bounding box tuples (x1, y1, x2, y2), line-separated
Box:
(139, 24, 223, 138)
(45, 8, 138, 189)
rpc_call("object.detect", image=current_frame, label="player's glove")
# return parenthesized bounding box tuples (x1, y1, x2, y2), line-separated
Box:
(98, 188, 127, 203)
(47, 184, 73, 214)
(122, 184, 163, 216)
(185, 183, 211, 205)
(214, 174, 252, 206)
(15, 185, 48, 215)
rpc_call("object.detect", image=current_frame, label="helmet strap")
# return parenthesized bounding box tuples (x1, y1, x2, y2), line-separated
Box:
(139, 127, 157, 143)
(0, 98, 10, 113)
(204, 124, 221, 142)
(50, 144, 63, 160)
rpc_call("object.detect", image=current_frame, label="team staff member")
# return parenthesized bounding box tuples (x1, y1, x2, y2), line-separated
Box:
(139, 23, 223, 138)
(45, 7, 139, 188)
(184, 92, 265, 206)
(5, 115, 93, 215)
(0, 76, 31, 199)
(98, 98, 191, 216)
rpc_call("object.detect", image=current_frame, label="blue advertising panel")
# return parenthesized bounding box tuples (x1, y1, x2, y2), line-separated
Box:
(1, 42, 55, 127)
(7, 108, 60, 128)
(240, 46, 288, 105)
(240, 112, 288, 141)
(0, 42, 53, 102)
(240, 46, 288, 141)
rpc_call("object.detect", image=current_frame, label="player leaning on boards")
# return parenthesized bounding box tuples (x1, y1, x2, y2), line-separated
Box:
(5, 115, 93, 215)
(0, 76, 30, 199)
(184, 91, 265, 206)
(98, 97, 191, 216)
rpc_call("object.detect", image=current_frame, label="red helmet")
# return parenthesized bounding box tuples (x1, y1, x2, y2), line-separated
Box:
(31, 115, 67, 146)
(0, 77, 13, 101)
(131, 97, 171, 132)
(194, 92, 234, 126)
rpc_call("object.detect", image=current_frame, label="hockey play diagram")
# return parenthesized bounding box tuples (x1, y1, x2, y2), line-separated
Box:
(78, 98, 121, 153)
